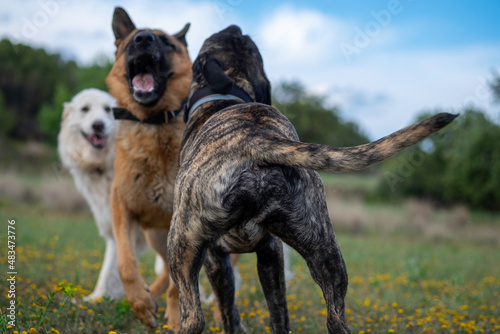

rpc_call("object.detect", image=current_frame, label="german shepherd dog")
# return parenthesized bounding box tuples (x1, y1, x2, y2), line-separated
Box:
(167, 25, 457, 334)
(105, 7, 191, 328)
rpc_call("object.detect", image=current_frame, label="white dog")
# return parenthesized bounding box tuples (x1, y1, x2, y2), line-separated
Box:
(58, 88, 156, 301)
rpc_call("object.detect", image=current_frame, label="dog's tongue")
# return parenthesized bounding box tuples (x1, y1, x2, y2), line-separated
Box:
(89, 134, 106, 147)
(132, 73, 155, 92)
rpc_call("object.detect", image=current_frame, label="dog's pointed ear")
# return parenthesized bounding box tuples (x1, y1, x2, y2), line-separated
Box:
(174, 23, 190, 47)
(112, 7, 136, 41)
(203, 58, 234, 94)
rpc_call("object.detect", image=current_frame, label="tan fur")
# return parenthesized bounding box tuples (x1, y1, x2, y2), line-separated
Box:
(106, 10, 192, 328)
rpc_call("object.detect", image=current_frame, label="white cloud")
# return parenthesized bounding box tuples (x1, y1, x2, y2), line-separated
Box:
(251, 5, 499, 139)
(0, 0, 114, 62)
(0, 0, 235, 63)
(256, 5, 345, 65)
(315, 46, 500, 139)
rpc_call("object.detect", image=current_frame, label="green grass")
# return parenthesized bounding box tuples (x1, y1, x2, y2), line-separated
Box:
(1, 203, 499, 334)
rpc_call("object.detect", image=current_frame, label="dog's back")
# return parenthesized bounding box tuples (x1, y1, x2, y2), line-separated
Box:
(179, 101, 457, 251)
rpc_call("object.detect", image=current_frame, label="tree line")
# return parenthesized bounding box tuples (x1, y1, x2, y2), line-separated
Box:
(0, 38, 368, 146)
(1, 38, 499, 211)
(0, 39, 111, 140)
(377, 108, 500, 211)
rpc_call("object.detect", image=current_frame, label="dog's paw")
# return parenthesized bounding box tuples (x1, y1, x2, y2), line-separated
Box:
(83, 292, 103, 302)
(130, 289, 158, 328)
(83, 289, 123, 302)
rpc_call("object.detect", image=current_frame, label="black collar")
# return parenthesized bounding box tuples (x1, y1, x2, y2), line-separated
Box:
(184, 86, 253, 122)
(113, 107, 182, 124)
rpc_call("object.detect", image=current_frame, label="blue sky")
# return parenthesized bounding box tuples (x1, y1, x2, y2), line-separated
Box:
(1, 0, 499, 139)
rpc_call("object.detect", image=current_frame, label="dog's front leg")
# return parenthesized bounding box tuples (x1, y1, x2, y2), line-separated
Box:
(111, 192, 157, 327)
(84, 237, 124, 301)
(256, 237, 290, 334)
(144, 228, 181, 329)
(204, 248, 245, 334)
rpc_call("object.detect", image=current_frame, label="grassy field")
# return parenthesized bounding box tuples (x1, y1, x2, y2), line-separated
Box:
(1, 198, 499, 334)
(0, 146, 499, 334)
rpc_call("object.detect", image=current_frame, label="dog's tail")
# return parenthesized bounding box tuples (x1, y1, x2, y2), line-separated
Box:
(248, 113, 457, 172)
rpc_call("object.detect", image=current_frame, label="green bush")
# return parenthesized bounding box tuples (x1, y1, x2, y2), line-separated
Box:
(0, 39, 78, 139)
(39, 84, 73, 142)
(0, 38, 113, 141)
(0, 92, 15, 136)
(377, 109, 500, 211)
(273, 81, 369, 147)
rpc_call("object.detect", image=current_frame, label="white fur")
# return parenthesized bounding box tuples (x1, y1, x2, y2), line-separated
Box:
(58, 88, 162, 301)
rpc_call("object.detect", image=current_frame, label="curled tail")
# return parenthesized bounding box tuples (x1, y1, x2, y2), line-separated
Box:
(249, 113, 457, 172)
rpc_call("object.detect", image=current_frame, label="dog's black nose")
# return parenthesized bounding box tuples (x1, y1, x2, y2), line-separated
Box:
(92, 121, 105, 132)
(134, 31, 155, 48)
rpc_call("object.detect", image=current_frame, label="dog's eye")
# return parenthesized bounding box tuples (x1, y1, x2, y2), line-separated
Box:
(104, 106, 111, 113)
(81, 106, 89, 113)
(160, 36, 176, 50)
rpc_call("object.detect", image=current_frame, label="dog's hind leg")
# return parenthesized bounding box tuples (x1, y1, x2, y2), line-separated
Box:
(204, 248, 245, 334)
(167, 218, 207, 334)
(304, 237, 350, 334)
(270, 219, 351, 334)
(144, 228, 180, 328)
(256, 237, 290, 334)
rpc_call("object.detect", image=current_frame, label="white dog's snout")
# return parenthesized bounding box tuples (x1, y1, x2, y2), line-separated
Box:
(92, 120, 106, 132)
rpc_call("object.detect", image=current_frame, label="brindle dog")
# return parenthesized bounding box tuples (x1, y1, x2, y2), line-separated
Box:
(167, 25, 456, 334)
(106, 7, 191, 328)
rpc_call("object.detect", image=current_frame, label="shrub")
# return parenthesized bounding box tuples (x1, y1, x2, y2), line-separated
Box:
(377, 109, 500, 211)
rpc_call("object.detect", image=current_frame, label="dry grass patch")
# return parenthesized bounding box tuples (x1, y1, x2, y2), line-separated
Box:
(326, 193, 500, 245)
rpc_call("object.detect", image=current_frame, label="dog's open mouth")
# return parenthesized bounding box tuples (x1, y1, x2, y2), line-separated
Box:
(127, 53, 167, 106)
(82, 131, 108, 149)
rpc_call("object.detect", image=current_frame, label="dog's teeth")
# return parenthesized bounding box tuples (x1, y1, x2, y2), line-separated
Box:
(133, 85, 154, 93)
